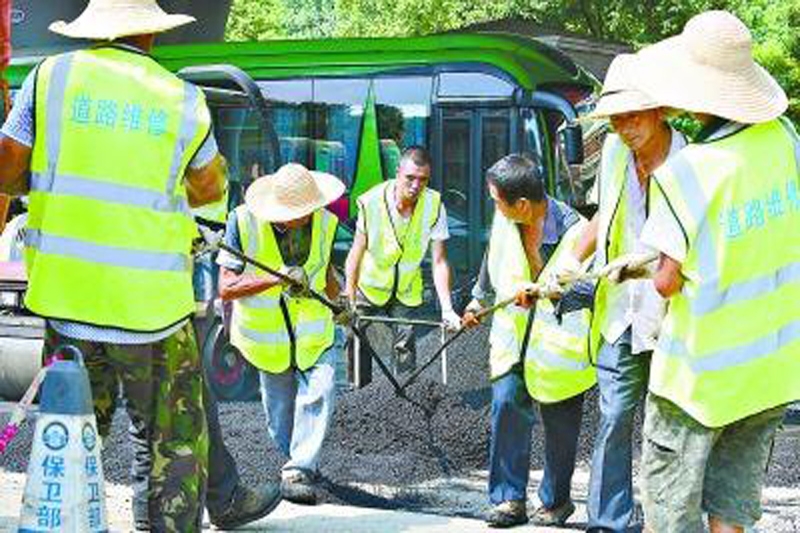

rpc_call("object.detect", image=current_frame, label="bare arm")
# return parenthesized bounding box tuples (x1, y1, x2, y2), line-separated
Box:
(0, 136, 31, 196)
(653, 253, 684, 298)
(218, 266, 283, 302)
(573, 212, 599, 261)
(431, 240, 454, 312)
(186, 154, 226, 208)
(325, 263, 340, 300)
(344, 231, 367, 301)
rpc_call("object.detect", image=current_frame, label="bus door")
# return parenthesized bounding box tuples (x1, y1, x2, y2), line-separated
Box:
(433, 104, 519, 301)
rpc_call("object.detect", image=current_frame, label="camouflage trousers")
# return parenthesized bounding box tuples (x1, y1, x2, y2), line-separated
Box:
(641, 393, 785, 532)
(45, 323, 209, 533)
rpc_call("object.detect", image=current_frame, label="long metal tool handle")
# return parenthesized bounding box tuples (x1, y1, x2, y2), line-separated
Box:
(399, 294, 518, 392)
(203, 231, 406, 393)
(216, 241, 342, 313)
(358, 315, 443, 328)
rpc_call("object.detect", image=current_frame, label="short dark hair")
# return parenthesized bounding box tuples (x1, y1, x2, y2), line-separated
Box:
(486, 153, 546, 205)
(399, 146, 432, 169)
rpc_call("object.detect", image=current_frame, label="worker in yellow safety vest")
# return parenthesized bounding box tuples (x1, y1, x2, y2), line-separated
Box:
(462, 153, 597, 528)
(557, 54, 687, 532)
(630, 11, 800, 533)
(345, 146, 460, 376)
(219, 163, 345, 506)
(0, 1, 253, 530)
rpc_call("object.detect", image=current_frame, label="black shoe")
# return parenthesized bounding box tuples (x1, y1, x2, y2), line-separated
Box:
(209, 483, 282, 530)
(486, 500, 528, 528)
(280, 470, 318, 505)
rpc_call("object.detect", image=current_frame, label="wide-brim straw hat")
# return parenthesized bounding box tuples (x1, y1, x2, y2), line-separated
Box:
(245, 163, 345, 223)
(585, 54, 660, 120)
(49, 0, 195, 41)
(631, 10, 787, 124)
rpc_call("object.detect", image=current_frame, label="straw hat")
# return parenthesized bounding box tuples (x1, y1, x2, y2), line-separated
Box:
(585, 54, 660, 120)
(49, 0, 195, 41)
(632, 11, 787, 124)
(245, 164, 345, 223)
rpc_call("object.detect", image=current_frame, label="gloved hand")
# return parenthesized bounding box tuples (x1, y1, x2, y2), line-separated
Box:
(441, 308, 462, 332)
(555, 253, 583, 285)
(604, 253, 656, 284)
(514, 283, 539, 308)
(333, 295, 356, 326)
(280, 266, 310, 298)
(539, 271, 565, 301)
(461, 299, 484, 329)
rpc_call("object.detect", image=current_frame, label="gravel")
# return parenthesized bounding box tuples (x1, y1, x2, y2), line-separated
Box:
(2, 322, 799, 521)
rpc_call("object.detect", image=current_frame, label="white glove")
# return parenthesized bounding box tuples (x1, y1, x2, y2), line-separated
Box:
(441, 309, 462, 332)
(539, 271, 565, 300)
(556, 253, 583, 284)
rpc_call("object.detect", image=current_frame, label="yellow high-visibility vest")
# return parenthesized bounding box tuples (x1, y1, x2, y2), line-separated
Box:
(230, 206, 337, 373)
(590, 133, 632, 355)
(26, 47, 210, 330)
(357, 180, 441, 307)
(525, 218, 597, 402)
(487, 210, 596, 401)
(649, 118, 800, 427)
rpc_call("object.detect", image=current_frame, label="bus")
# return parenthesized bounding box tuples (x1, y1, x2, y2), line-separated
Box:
(3, 32, 596, 399)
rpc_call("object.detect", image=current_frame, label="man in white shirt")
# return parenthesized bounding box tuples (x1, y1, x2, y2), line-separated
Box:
(562, 55, 687, 532)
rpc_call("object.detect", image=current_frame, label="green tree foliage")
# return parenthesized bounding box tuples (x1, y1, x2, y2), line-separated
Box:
(226, 0, 799, 123)
(226, 0, 286, 41)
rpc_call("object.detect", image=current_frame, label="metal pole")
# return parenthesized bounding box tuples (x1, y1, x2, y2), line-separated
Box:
(357, 315, 443, 328)
(440, 326, 447, 386)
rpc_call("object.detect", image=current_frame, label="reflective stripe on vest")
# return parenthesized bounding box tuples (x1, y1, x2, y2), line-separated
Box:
(24, 48, 209, 331)
(524, 218, 597, 402)
(590, 134, 630, 356)
(357, 180, 441, 307)
(486, 210, 597, 400)
(650, 118, 800, 427)
(230, 206, 337, 373)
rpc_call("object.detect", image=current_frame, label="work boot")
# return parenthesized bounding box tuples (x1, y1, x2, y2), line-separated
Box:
(280, 470, 318, 505)
(209, 483, 282, 530)
(531, 500, 576, 527)
(486, 500, 528, 528)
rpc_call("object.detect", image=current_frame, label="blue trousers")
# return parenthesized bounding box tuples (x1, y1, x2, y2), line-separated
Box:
(587, 330, 651, 532)
(259, 345, 337, 475)
(489, 368, 585, 508)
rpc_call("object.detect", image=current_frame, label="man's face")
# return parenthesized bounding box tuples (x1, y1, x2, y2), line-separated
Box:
(489, 183, 545, 224)
(609, 109, 665, 152)
(280, 214, 312, 230)
(395, 160, 431, 204)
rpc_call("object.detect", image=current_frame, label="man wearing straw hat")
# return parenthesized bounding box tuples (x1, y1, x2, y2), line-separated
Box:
(558, 54, 686, 532)
(345, 146, 460, 377)
(0, 1, 271, 531)
(218, 162, 345, 505)
(630, 11, 800, 533)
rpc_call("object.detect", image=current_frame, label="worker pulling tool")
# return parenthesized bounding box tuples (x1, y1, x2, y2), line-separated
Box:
(201, 220, 655, 397)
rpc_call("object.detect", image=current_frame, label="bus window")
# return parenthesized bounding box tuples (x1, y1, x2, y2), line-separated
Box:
(438, 72, 515, 99)
(259, 80, 314, 171)
(312, 78, 370, 188)
(374, 76, 433, 178)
